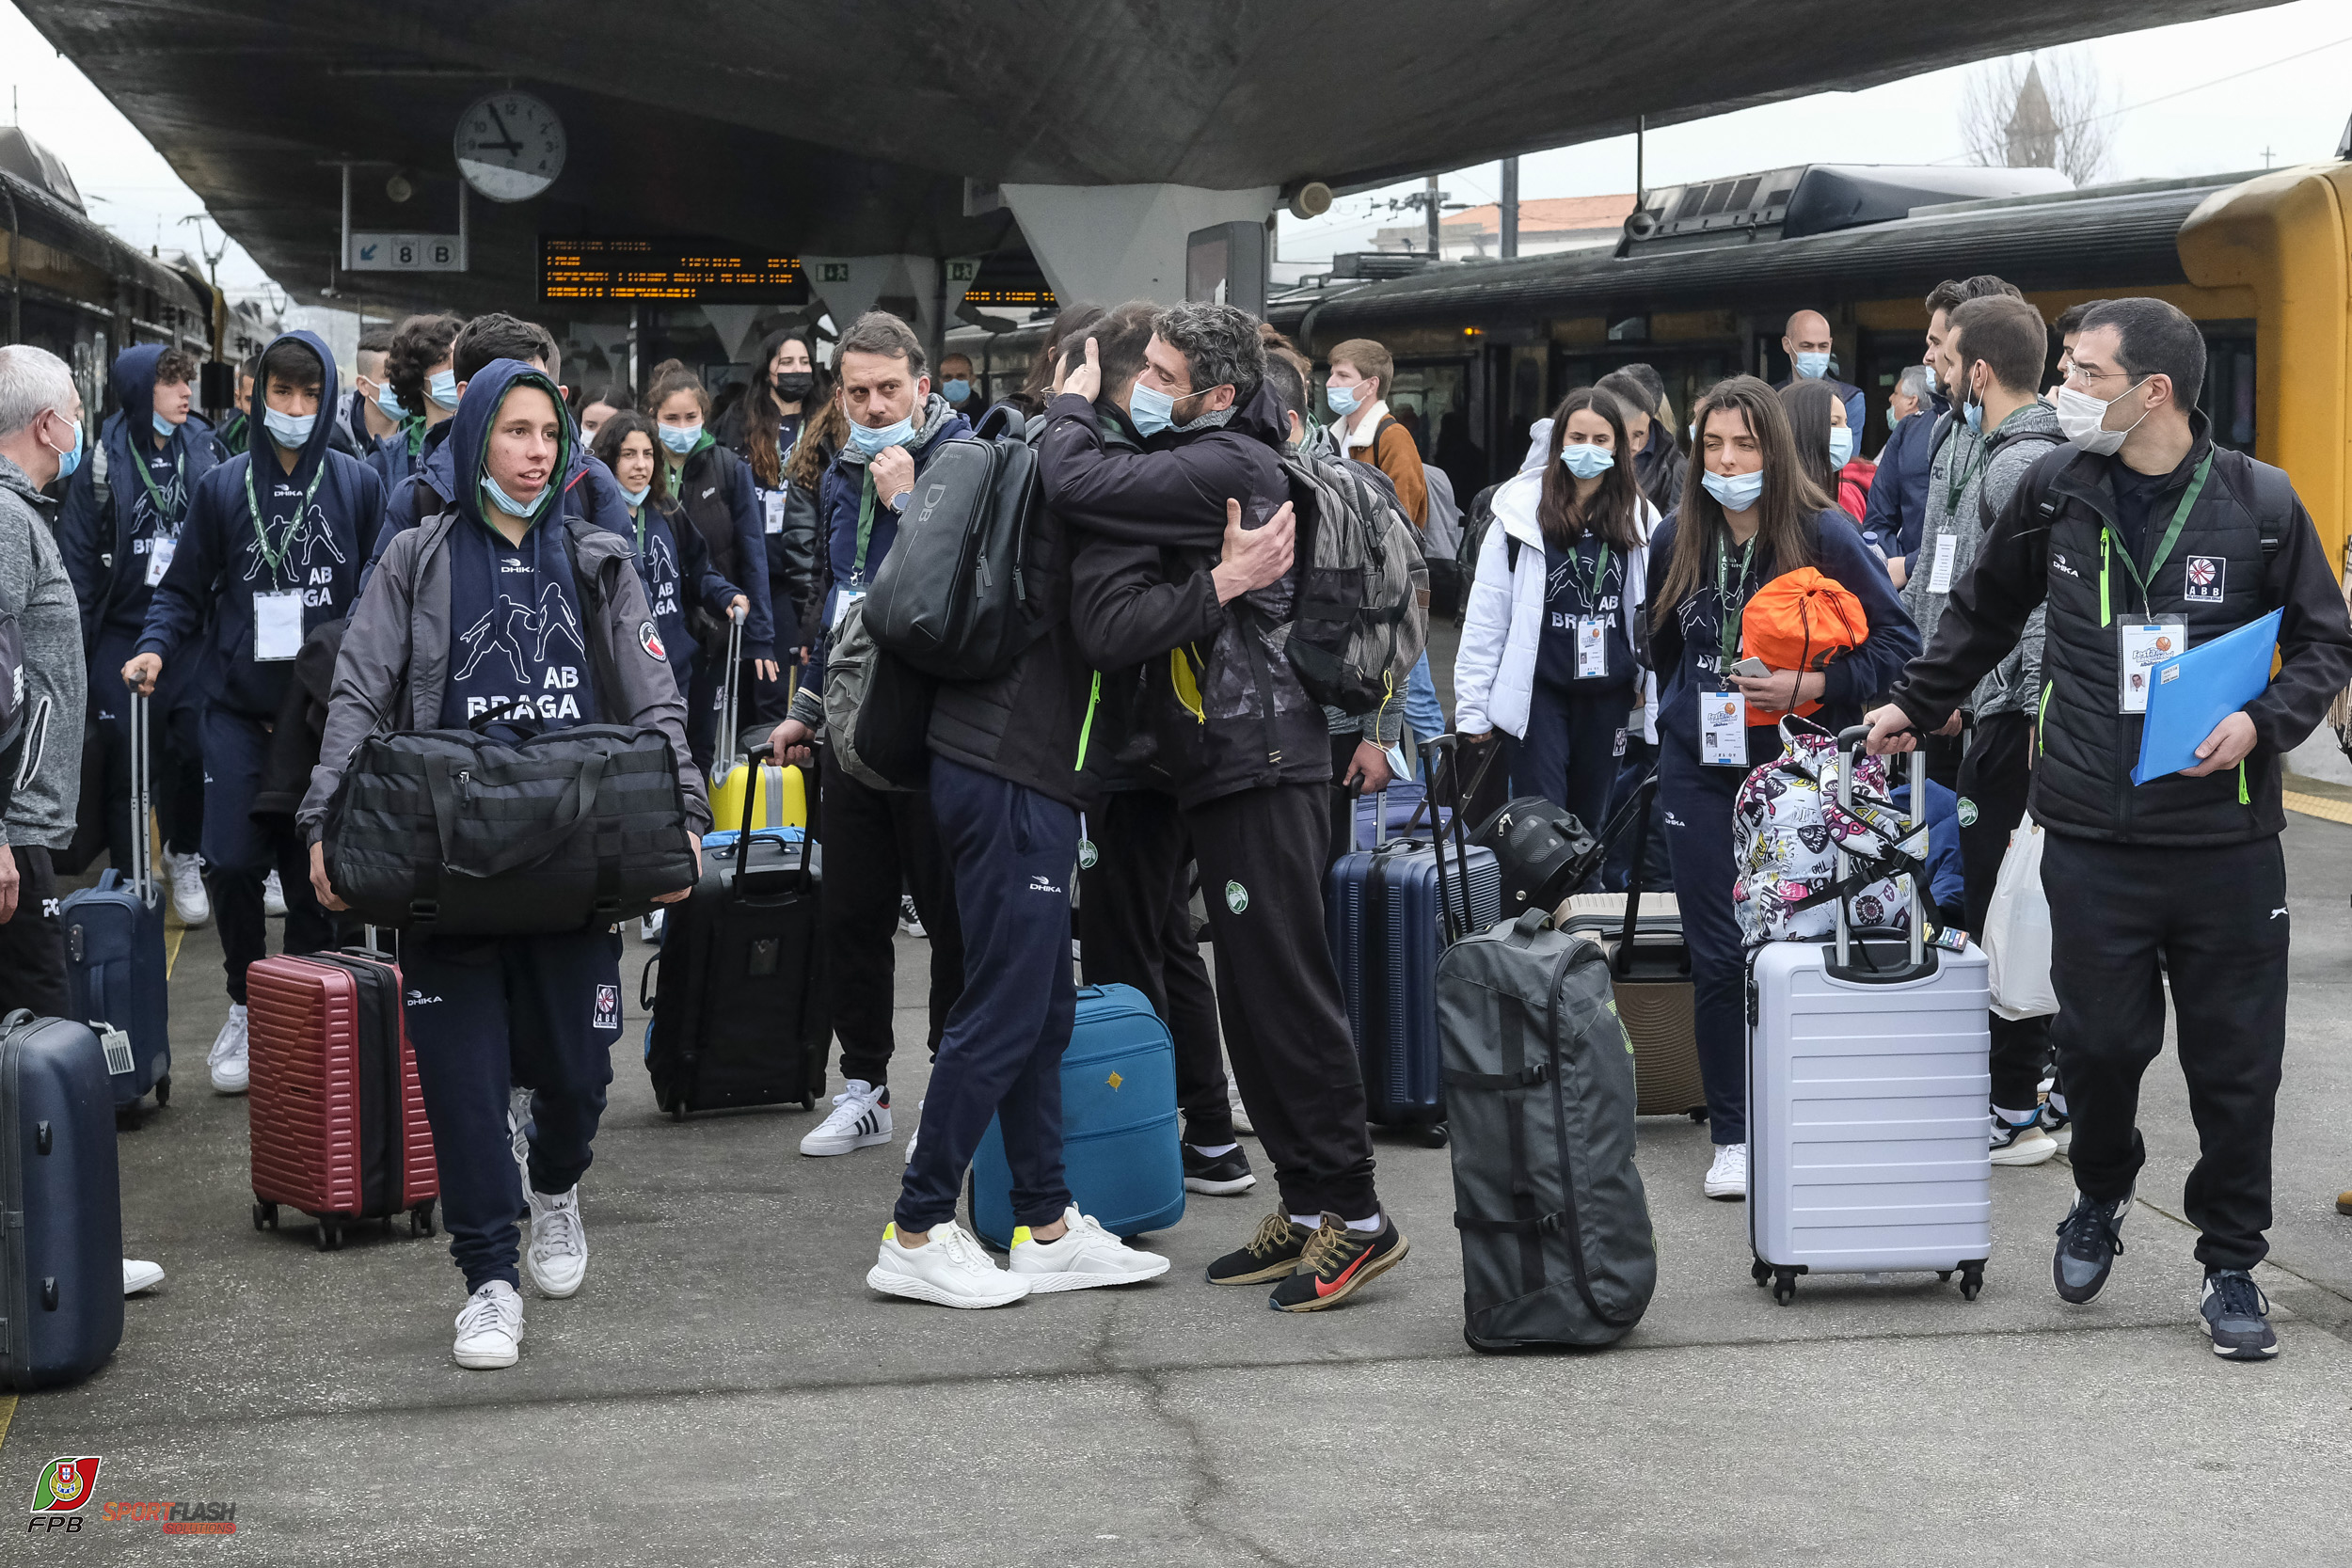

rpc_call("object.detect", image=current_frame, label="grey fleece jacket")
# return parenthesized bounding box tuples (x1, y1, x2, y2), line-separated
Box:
(297, 508, 710, 843)
(1899, 401, 2063, 720)
(0, 454, 87, 849)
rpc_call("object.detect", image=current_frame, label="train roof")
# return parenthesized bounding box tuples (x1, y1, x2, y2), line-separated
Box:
(1292, 169, 2260, 343)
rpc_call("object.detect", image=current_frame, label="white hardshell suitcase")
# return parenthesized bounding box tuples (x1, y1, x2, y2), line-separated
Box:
(1746, 730, 1992, 1305)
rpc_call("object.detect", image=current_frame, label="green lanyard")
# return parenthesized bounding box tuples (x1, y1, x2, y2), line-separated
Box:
(2097, 452, 2213, 626)
(851, 468, 879, 584)
(631, 503, 647, 558)
(1579, 539, 1613, 611)
(1715, 533, 1757, 665)
(133, 441, 184, 530)
(241, 454, 330, 589)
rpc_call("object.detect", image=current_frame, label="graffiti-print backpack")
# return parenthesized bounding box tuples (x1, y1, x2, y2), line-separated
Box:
(1732, 718, 1920, 946)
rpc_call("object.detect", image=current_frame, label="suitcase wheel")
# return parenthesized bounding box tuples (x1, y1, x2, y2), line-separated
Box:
(1959, 1261, 1985, 1303)
(1936, 1270, 1952, 1282)
(251, 1200, 278, 1232)
(802, 1092, 816, 1112)
(668, 1101, 686, 1123)
(154, 1074, 171, 1107)
(315, 1219, 343, 1253)
(1686, 1107, 1706, 1123)
(1751, 1257, 1772, 1287)
(1417, 1122, 1449, 1149)
(1771, 1266, 1800, 1306)
(409, 1202, 437, 1239)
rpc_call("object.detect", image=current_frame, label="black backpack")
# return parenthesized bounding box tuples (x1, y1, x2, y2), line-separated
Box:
(862, 406, 1042, 681)
(1279, 448, 1429, 715)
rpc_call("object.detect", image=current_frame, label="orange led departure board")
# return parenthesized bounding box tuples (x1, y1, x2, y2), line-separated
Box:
(541, 237, 811, 302)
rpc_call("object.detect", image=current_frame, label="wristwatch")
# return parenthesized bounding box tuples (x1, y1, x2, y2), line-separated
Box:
(885, 487, 911, 513)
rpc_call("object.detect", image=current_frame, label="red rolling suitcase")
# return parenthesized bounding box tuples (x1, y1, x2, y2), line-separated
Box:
(246, 942, 439, 1250)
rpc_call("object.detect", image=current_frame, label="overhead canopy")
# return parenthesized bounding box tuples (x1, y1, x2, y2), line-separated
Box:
(15, 0, 2280, 314)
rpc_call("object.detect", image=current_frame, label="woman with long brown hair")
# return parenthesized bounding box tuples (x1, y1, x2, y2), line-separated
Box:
(1645, 373, 1918, 1201)
(717, 328, 825, 684)
(1454, 387, 1659, 835)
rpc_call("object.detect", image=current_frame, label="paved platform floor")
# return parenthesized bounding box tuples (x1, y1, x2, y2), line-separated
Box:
(6, 806, 2351, 1564)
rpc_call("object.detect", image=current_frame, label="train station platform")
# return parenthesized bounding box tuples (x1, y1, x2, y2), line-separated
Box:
(7, 678, 2351, 1562)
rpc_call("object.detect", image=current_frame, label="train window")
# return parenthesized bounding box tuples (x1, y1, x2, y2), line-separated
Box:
(1671, 188, 1707, 223)
(1729, 177, 1762, 210)
(2199, 331, 2255, 453)
(1697, 182, 1735, 218)
(1385, 361, 1469, 461)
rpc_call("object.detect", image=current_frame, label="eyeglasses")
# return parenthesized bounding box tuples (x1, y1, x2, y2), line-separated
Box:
(2063, 364, 2144, 393)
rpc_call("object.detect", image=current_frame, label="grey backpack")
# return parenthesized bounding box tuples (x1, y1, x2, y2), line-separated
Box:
(1279, 449, 1429, 716)
(1438, 908, 1657, 1350)
(820, 596, 932, 794)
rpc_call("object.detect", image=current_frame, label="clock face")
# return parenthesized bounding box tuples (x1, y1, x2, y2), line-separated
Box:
(455, 92, 566, 202)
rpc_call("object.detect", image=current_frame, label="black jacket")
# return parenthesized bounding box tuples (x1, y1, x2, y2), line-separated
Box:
(1891, 411, 2352, 845)
(1046, 386, 1329, 811)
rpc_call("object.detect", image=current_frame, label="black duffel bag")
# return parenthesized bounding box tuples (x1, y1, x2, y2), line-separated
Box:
(323, 707, 697, 937)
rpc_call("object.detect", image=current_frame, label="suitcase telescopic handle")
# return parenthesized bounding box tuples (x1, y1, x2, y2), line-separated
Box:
(1424, 734, 1474, 944)
(129, 687, 153, 908)
(1833, 726, 1925, 969)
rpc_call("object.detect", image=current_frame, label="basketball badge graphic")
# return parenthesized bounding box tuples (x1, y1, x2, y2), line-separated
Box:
(2185, 555, 2223, 603)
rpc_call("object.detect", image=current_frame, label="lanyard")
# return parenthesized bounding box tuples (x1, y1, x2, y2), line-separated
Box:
(1940, 435, 1987, 517)
(631, 503, 647, 559)
(133, 440, 183, 530)
(852, 467, 879, 583)
(1714, 533, 1757, 664)
(242, 455, 330, 588)
(2097, 452, 2213, 626)
(1579, 539, 1613, 610)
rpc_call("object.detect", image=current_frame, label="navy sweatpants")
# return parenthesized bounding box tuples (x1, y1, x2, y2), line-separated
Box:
(201, 707, 330, 1004)
(89, 628, 204, 866)
(1658, 740, 1747, 1146)
(896, 755, 1077, 1234)
(1504, 682, 1631, 837)
(403, 928, 623, 1291)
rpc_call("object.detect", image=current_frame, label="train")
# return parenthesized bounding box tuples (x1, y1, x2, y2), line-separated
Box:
(946, 157, 2352, 569)
(1, 126, 273, 436)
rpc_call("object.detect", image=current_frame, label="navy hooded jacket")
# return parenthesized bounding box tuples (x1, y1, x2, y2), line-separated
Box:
(138, 330, 384, 719)
(1861, 390, 1947, 568)
(56, 342, 227, 650)
(357, 411, 634, 594)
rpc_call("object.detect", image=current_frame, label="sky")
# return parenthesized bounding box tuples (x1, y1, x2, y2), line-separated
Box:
(1, 0, 2346, 291)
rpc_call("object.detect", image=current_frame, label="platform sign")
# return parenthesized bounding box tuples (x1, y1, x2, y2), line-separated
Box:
(350, 232, 465, 272)
(541, 237, 810, 303)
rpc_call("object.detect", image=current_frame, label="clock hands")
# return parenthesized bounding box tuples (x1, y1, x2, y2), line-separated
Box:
(478, 103, 526, 155)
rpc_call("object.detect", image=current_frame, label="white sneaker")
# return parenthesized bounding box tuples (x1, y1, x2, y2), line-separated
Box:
(262, 868, 288, 918)
(1704, 1142, 1748, 1201)
(904, 1097, 926, 1164)
(1990, 1109, 2060, 1167)
(209, 1005, 250, 1094)
(800, 1080, 892, 1157)
(866, 1218, 1028, 1309)
(1228, 1070, 1254, 1137)
(640, 909, 663, 943)
(164, 850, 210, 927)
(898, 895, 927, 939)
(525, 1185, 589, 1299)
(452, 1280, 524, 1369)
(122, 1259, 165, 1295)
(1008, 1206, 1172, 1293)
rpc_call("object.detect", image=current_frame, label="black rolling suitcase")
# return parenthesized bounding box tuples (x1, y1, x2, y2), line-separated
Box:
(642, 784, 827, 1119)
(1, 1011, 123, 1389)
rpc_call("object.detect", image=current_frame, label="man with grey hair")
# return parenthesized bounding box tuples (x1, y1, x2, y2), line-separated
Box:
(0, 345, 91, 1015)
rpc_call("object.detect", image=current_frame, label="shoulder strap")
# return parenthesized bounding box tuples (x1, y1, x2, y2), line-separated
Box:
(1504, 532, 1521, 571)
(1977, 435, 2063, 533)
(564, 522, 628, 720)
(2242, 453, 2294, 565)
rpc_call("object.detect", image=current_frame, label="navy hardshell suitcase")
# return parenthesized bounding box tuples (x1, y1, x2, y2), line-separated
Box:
(1326, 740, 1502, 1146)
(58, 691, 167, 1114)
(970, 984, 1184, 1248)
(0, 1011, 123, 1389)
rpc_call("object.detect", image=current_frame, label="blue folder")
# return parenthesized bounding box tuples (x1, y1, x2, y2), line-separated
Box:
(2132, 609, 2281, 784)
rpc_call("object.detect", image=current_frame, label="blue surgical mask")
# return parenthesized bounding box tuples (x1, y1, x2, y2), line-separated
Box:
(1129, 381, 1177, 439)
(1963, 397, 1984, 435)
(846, 413, 914, 456)
(152, 410, 177, 436)
(427, 369, 459, 410)
(659, 420, 704, 455)
(375, 382, 405, 421)
(1326, 382, 1360, 417)
(1701, 467, 1766, 513)
(262, 406, 315, 449)
(1560, 444, 1614, 480)
(620, 482, 651, 508)
(1828, 425, 1855, 467)
(941, 378, 971, 404)
(481, 477, 546, 518)
(1793, 351, 1831, 380)
(50, 416, 83, 479)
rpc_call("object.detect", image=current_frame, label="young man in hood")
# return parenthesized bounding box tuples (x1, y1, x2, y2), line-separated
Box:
(1049, 303, 1410, 1312)
(57, 344, 224, 926)
(302, 360, 706, 1368)
(768, 311, 970, 1163)
(125, 331, 384, 1094)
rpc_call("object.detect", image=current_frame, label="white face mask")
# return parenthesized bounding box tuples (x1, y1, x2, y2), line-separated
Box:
(2052, 378, 2150, 457)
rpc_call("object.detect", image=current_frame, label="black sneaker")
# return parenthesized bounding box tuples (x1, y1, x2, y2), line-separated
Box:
(2201, 1270, 2280, 1360)
(1205, 1211, 1313, 1286)
(1183, 1144, 1257, 1196)
(1268, 1213, 1409, 1312)
(2052, 1188, 2131, 1304)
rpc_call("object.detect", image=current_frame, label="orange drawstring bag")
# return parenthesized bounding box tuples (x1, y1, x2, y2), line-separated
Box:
(1738, 567, 1869, 721)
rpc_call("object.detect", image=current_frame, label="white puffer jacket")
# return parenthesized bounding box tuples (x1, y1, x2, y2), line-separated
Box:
(1452, 469, 1658, 743)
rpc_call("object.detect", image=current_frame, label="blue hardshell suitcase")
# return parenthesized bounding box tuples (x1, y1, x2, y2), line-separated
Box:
(970, 983, 1184, 1247)
(0, 1011, 123, 1389)
(59, 692, 168, 1113)
(1327, 773, 1501, 1143)
(1349, 780, 1452, 849)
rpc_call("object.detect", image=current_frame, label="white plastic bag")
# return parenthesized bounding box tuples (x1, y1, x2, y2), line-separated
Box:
(1981, 812, 2058, 1021)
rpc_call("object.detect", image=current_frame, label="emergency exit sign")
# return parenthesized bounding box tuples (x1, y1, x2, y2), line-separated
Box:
(350, 233, 466, 272)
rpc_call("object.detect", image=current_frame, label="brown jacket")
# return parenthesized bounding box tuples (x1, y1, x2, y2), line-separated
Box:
(1341, 399, 1428, 528)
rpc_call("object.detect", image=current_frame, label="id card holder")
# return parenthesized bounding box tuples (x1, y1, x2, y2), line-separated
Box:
(1927, 532, 1960, 594)
(145, 536, 176, 587)
(254, 589, 304, 662)
(1574, 616, 1610, 679)
(2117, 618, 2185, 715)
(830, 586, 865, 633)
(763, 489, 787, 535)
(1699, 689, 1749, 767)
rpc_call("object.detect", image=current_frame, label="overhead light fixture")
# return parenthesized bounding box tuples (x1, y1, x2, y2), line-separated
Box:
(1289, 182, 1333, 220)
(385, 171, 416, 203)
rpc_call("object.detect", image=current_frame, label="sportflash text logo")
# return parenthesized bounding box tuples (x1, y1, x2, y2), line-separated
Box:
(27, 1455, 237, 1534)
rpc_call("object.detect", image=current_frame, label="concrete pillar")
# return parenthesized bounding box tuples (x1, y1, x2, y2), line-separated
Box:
(1000, 182, 1279, 308)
